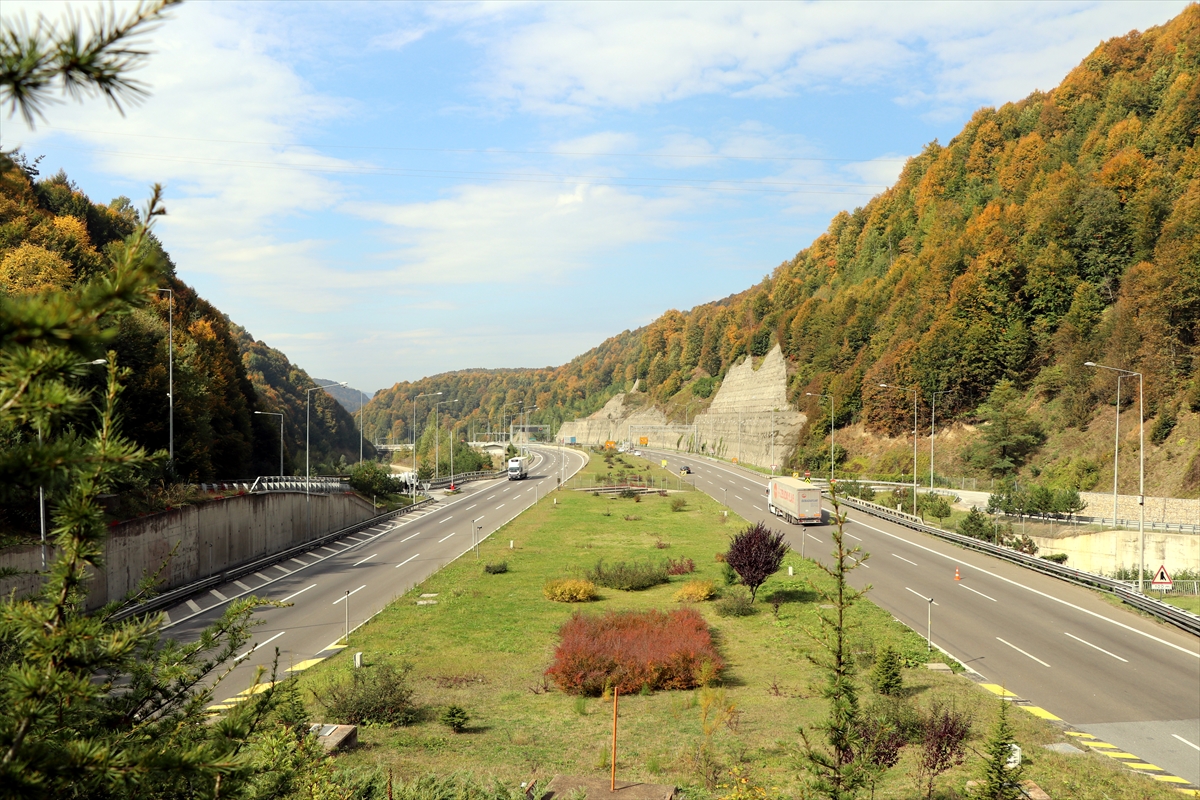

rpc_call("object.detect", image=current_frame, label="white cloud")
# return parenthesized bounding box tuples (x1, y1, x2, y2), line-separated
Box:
(474, 1, 1189, 114)
(349, 180, 679, 285)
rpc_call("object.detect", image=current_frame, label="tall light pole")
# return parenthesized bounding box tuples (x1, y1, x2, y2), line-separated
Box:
(501, 401, 521, 443)
(358, 388, 365, 465)
(413, 391, 441, 482)
(307, 381, 347, 499)
(254, 411, 285, 476)
(929, 389, 952, 490)
(880, 383, 918, 515)
(434, 398, 458, 479)
(1086, 362, 1145, 592)
(806, 392, 835, 483)
(156, 288, 174, 465)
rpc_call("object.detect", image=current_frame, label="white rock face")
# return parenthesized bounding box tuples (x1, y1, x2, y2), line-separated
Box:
(557, 344, 806, 469)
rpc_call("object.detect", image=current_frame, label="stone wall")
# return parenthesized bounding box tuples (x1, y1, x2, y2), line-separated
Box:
(1029, 528, 1199, 576)
(1079, 491, 1200, 527)
(0, 491, 376, 611)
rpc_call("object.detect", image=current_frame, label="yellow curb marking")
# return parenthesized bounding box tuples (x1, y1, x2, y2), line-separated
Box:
(286, 658, 324, 672)
(980, 684, 1019, 697)
(1130, 764, 1165, 771)
(1020, 706, 1061, 721)
(1153, 775, 1191, 784)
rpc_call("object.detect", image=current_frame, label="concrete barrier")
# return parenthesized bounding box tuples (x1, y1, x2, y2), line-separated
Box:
(0, 491, 375, 611)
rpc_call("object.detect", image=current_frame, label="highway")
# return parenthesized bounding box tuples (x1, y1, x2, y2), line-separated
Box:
(159, 445, 587, 710)
(648, 449, 1200, 788)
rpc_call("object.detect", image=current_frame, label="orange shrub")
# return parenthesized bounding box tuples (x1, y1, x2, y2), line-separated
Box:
(545, 608, 723, 695)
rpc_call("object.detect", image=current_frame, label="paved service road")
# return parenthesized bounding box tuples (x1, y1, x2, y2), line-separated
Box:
(649, 450, 1200, 787)
(159, 446, 587, 708)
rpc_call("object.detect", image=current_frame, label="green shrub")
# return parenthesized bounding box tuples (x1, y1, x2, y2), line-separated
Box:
(440, 705, 469, 733)
(870, 645, 904, 696)
(586, 558, 669, 591)
(313, 662, 419, 726)
(721, 562, 739, 586)
(1039, 552, 1068, 564)
(670, 497, 688, 512)
(544, 578, 598, 602)
(483, 561, 509, 574)
(715, 588, 756, 617)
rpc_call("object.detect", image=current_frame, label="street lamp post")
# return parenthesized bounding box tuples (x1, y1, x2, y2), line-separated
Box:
(254, 411, 285, 476)
(880, 383, 919, 515)
(358, 388, 365, 465)
(806, 392, 835, 483)
(413, 391, 441, 489)
(307, 381, 347, 500)
(1086, 362, 1145, 592)
(434, 398, 458, 480)
(156, 288, 174, 465)
(929, 389, 952, 490)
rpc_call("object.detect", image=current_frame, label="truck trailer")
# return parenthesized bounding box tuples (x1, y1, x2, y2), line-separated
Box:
(767, 476, 823, 525)
(507, 455, 530, 480)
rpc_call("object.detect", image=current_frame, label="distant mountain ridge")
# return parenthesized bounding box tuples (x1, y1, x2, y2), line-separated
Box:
(316, 381, 375, 415)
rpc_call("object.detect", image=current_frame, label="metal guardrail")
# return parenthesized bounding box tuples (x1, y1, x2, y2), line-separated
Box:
(832, 493, 1200, 638)
(427, 469, 506, 490)
(110, 496, 436, 622)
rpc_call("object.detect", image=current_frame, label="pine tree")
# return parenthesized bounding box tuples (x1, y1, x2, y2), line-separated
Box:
(869, 646, 903, 697)
(972, 699, 1023, 800)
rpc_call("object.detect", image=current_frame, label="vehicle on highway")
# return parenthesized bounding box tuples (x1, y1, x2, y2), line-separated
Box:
(767, 476, 823, 525)
(507, 455, 530, 480)
(633, 450, 642, 456)
(680, 465, 692, 474)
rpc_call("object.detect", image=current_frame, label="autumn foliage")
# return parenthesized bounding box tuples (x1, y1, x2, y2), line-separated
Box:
(545, 609, 723, 695)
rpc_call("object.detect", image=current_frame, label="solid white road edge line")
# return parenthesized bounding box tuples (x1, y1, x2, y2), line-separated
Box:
(996, 636, 1051, 667)
(1172, 734, 1200, 751)
(844, 515, 1200, 659)
(1064, 631, 1128, 662)
(332, 585, 366, 604)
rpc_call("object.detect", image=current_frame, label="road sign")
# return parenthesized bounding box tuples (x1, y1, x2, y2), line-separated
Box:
(605, 440, 616, 450)
(1151, 564, 1173, 589)
(1006, 744, 1021, 769)
(422, 482, 431, 492)
(661, 459, 668, 468)
(732, 458, 738, 464)
(793, 471, 799, 479)
(639, 437, 648, 446)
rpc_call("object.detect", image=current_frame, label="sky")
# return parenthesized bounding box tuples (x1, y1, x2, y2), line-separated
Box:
(2, 0, 1190, 394)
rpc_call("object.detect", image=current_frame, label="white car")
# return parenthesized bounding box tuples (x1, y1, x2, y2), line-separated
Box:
(633, 450, 642, 456)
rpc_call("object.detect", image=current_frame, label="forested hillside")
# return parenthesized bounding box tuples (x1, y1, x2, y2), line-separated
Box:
(0, 156, 367, 498)
(365, 7, 1200, 492)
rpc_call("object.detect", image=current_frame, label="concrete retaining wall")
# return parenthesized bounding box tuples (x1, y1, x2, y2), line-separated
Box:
(1078, 491, 1200, 527)
(0, 491, 375, 611)
(1029, 529, 1199, 576)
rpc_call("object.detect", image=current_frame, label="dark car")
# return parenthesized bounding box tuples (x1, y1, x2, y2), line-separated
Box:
(680, 465, 692, 474)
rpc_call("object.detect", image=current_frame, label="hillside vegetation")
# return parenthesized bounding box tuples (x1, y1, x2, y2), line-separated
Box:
(0, 156, 368, 536)
(365, 7, 1200, 495)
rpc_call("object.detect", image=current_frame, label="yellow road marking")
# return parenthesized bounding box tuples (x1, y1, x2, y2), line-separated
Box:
(1153, 775, 1191, 784)
(1101, 752, 1142, 759)
(1130, 764, 1165, 771)
(286, 658, 324, 672)
(980, 684, 1019, 697)
(1066, 732, 1096, 738)
(1020, 706, 1061, 721)
(1086, 741, 1118, 748)
(1173, 788, 1199, 796)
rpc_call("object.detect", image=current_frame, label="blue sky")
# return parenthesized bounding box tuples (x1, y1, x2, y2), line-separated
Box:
(3, 0, 1189, 393)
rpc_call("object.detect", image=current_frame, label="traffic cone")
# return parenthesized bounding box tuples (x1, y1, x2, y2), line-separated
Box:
(955, 567, 961, 581)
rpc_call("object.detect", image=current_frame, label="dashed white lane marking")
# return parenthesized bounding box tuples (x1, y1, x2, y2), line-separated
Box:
(466, 504, 477, 510)
(352, 553, 377, 567)
(807, 534, 822, 543)
(905, 587, 938, 605)
(186, 599, 202, 613)
(210, 589, 228, 601)
(1173, 734, 1200, 752)
(273, 565, 290, 574)
(734, 494, 744, 500)
(959, 584, 996, 602)
(846, 533, 861, 541)
(254, 572, 271, 582)
(235, 631, 284, 662)
(497, 503, 505, 509)
(233, 580, 251, 591)
(487, 495, 496, 500)
(395, 553, 420, 569)
(289, 558, 307, 567)
(320, 547, 339, 554)
(438, 531, 456, 543)
(755, 506, 764, 511)
(439, 516, 453, 524)
(997, 637, 1051, 667)
(401, 530, 422, 542)
(332, 585, 366, 604)
(1064, 631, 1127, 662)
(892, 553, 918, 566)
(280, 584, 316, 603)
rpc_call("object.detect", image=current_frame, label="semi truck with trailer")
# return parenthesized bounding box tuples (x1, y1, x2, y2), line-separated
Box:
(767, 476, 823, 525)
(507, 455, 530, 480)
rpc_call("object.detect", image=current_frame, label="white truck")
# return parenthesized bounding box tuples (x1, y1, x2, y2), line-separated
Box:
(507, 455, 530, 480)
(767, 476, 823, 525)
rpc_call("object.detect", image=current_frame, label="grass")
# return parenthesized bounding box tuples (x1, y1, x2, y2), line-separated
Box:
(1160, 593, 1200, 614)
(293, 457, 1185, 799)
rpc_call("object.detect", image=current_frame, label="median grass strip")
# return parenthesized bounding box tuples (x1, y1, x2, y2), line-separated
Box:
(294, 456, 1185, 799)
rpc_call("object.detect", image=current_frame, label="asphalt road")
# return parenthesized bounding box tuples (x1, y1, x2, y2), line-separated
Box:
(648, 449, 1200, 787)
(159, 445, 588, 709)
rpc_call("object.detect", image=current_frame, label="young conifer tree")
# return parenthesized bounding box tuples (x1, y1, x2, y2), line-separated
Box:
(972, 699, 1023, 800)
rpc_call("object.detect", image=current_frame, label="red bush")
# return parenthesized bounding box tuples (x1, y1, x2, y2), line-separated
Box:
(666, 557, 696, 575)
(545, 608, 723, 695)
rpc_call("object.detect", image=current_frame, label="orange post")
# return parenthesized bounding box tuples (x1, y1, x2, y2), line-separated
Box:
(955, 566, 961, 581)
(611, 686, 619, 790)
